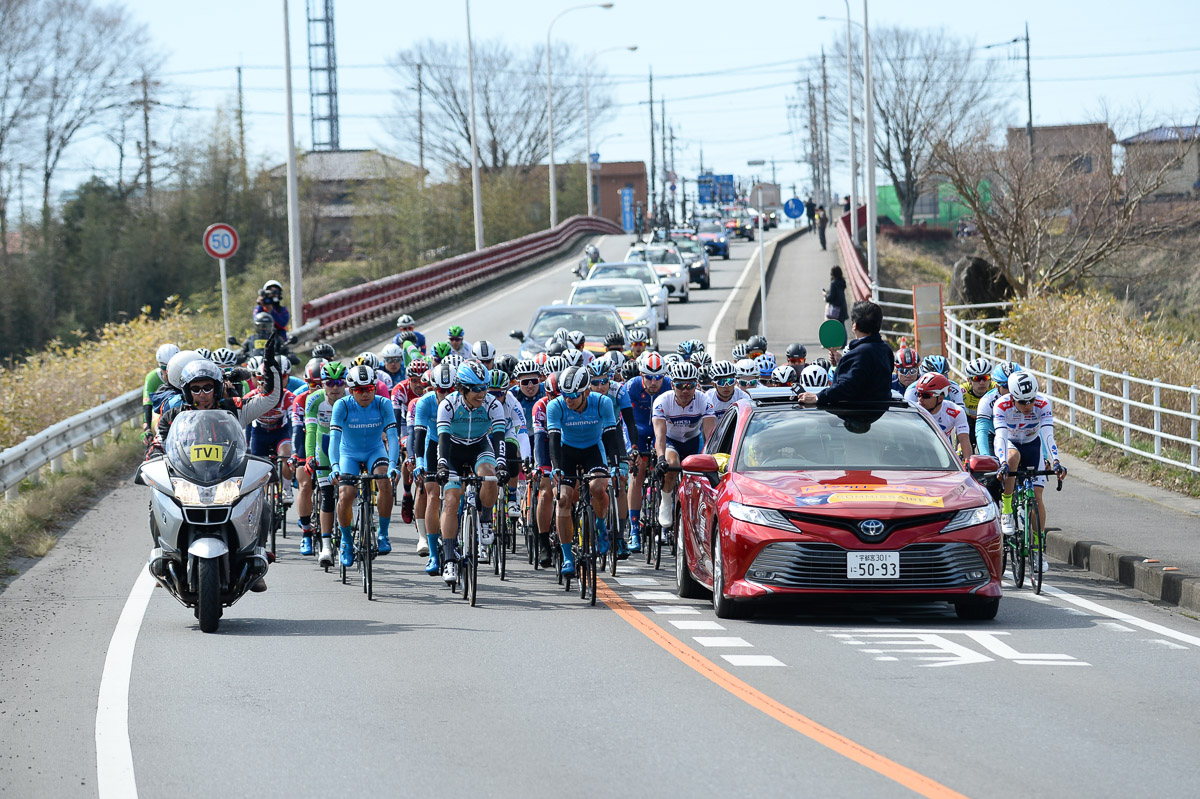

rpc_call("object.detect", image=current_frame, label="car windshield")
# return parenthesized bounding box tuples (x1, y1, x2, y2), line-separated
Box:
(590, 264, 656, 286)
(640, 248, 681, 264)
(529, 309, 622, 339)
(674, 240, 702, 255)
(571, 284, 648, 307)
(698, 220, 724, 233)
(164, 410, 248, 485)
(735, 407, 958, 472)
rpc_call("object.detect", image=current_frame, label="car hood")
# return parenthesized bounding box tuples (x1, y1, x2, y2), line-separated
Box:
(729, 469, 987, 518)
(615, 306, 650, 323)
(696, 232, 722, 240)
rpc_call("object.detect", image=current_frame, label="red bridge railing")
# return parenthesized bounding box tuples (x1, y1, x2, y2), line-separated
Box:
(836, 207, 872, 302)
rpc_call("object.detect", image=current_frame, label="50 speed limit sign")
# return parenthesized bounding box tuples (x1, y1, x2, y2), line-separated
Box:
(203, 223, 239, 259)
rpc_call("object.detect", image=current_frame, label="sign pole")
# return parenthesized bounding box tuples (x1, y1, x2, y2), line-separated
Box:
(219, 257, 231, 343)
(757, 184, 767, 340)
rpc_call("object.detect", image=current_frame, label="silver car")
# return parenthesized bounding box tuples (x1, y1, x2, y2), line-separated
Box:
(623, 244, 690, 302)
(568, 278, 661, 345)
(585, 261, 670, 328)
(671, 237, 711, 289)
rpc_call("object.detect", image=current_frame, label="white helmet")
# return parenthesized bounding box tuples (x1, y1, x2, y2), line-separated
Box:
(669, 361, 700, 382)
(1008, 372, 1039, 402)
(965, 357, 992, 379)
(355, 352, 379, 370)
(276, 355, 292, 375)
(396, 313, 416, 327)
(346, 364, 375, 388)
(771, 364, 798, 386)
(734, 358, 758, 380)
(474, 340, 497, 361)
(262, 279, 284, 295)
(562, 348, 585, 367)
(442, 354, 465, 371)
(800, 364, 830, 388)
(211, 347, 238, 367)
(155, 343, 180, 368)
(380, 342, 405, 360)
(558, 365, 590, 395)
(566, 330, 586, 350)
(166, 350, 202, 389)
(428, 363, 456, 390)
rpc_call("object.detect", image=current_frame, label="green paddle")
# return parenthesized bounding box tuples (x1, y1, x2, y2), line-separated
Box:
(818, 319, 847, 349)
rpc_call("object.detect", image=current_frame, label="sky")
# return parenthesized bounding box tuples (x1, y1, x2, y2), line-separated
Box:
(41, 0, 1200, 209)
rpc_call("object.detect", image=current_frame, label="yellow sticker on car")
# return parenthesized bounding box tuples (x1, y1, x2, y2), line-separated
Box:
(800, 484, 930, 495)
(189, 445, 225, 462)
(826, 492, 943, 507)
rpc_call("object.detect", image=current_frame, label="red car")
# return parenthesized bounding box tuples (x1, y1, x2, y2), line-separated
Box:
(673, 393, 1004, 620)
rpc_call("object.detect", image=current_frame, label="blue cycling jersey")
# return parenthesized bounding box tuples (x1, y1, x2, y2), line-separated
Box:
(410, 391, 440, 470)
(328, 395, 399, 473)
(509, 384, 545, 433)
(626, 374, 672, 433)
(607, 382, 633, 413)
(546, 393, 617, 449)
(436, 392, 506, 443)
(286, 375, 305, 394)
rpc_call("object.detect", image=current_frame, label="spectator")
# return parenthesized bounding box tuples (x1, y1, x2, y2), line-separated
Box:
(805, 196, 816, 231)
(816, 205, 828, 250)
(824, 266, 848, 325)
(842, 195, 851, 213)
(255, 279, 289, 332)
(796, 300, 893, 406)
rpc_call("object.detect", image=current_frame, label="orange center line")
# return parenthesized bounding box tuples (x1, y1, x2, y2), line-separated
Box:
(596, 579, 970, 799)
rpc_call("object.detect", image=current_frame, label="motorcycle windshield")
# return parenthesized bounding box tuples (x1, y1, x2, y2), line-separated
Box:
(164, 410, 247, 485)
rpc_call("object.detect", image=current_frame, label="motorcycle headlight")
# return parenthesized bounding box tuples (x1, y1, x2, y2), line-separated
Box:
(729, 501, 799, 533)
(171, 478, 243, 506)
(940, 503, 997, 533)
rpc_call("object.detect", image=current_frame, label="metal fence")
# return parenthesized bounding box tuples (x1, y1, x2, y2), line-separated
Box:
(946, 310, 1200, 474)
(0, 389, 142, 500)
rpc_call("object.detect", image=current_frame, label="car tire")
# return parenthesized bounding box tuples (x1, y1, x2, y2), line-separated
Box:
(712, 530, 750, 619)
(680, 286, 689, 304)
(700, 274, 710, 290)
(722, 250, 729, 260)
(954, 598, 1000, 621)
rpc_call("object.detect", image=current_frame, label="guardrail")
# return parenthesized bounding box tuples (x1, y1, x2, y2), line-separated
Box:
(302, 215, 623, 342)
(946, 310, 1200, 474)
(835, 216, 872, 302)
(0, 389, 142, 500)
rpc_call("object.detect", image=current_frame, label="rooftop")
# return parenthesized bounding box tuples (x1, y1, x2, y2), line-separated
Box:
(1119, 126, 1200, 146)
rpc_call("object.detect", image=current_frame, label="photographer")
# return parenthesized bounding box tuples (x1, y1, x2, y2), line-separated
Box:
(255, 279, 290, 333)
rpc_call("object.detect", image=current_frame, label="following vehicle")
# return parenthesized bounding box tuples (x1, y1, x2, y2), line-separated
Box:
(584, 261, 670, 328)
(624, 244, 690, 303)
(671, 237, 711, 289)
(567, 278, 661, 345)
(510, 304, 627, 360)
(695, 219, 730, 260)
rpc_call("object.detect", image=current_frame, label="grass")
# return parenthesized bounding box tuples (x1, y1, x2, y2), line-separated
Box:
(1059, 430, 1200, 499)
(877, 237, 958, 291)
(0, 431, 143, 581)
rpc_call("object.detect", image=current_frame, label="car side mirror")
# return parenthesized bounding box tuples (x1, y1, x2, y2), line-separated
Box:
(967, 455, 1000, 474)
(509, 330, 525, 342)
(652, 297, 664, 306)
(683, 453, 721, 487)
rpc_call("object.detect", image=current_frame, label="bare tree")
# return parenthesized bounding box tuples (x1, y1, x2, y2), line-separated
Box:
(817, 27, 1002, 225)
(389, 40, 613, 172)
(932, 119, 1200, 297)
(0, 0, 49, 252)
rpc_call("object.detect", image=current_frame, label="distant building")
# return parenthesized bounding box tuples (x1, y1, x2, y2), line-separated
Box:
(593, 162, 647, 229)
(1118, 125, 1200, 201)
(876, 183, 976, 228)
(1006, 123, 1115, 181)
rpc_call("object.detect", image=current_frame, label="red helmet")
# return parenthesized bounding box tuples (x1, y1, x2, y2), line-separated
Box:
(915, 372, 951, 398)
(534, 352, 549, 367)
(895, 347, 919, 370)
(407, 359, 430, 377)
(639, 351, 666, 377)
(544, 372, 560, 398)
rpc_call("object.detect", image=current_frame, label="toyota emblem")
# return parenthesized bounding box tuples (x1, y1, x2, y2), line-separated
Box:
(859, 519, 885, 537)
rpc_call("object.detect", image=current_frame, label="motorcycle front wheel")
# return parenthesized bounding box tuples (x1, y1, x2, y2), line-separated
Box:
(197, 557, 222, 633)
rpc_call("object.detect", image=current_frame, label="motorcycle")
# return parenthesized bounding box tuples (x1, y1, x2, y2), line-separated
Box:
(134, 410, 274, 632)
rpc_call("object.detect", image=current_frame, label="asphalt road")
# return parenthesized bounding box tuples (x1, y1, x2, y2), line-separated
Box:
(3, 228, 1200, 799)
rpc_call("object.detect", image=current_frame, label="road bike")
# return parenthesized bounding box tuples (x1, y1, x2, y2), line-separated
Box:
(447, 471, 498, 607)
(640, 453, 662, 566)
(339, 472, 388, 600)
(519, 462, 540, 568)
(648, 462, 682, 571)
(262, 451, 288, 560)
(995, 467, 1062, 595)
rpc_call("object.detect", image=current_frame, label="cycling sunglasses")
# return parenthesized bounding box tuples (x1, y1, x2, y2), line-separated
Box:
(350, 385, 375, 395)
(384, 357, 404, 364)
(448, 336, 463, 342)
(786, 358, 806, 366)
(675, 382, 697, 391)
(1015, 398, 1035, 406)
(737, 379, 757, 387)
(643, 374, 664, 381)
(896, 367, 918, 376)
(714, 377, 736, 387)
(969, 374, 990, 381)
(519, 378, 540, 387)
(560, 389, 585, 399)
(324, 379, 346, 388)
(590, 378, 610, 386)
(917, 392, 938, 400)
(463, 385, 487, 394)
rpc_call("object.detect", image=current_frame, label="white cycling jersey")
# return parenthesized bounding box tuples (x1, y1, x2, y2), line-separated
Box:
(375, 368, 393, 392)
(652, 391, 715, 442)
(449, 341, 474, 359)
(994, 392, 1060, 462)
(923, 399, 969, 444)
(905, 380, 965, 409)
(498, 390, 531, 459)
(704, 386, 749, 421)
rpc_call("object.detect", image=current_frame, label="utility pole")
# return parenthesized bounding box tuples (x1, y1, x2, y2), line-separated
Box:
(698, 144, 704, 175)
(669, 124, 676, 226)
(660, 98, 667, 226)
(236, 66, 247, 190)
(770, 158, 777, 186)
(135, 71, 159, 209)
(648, 68, 656, 233)
(1024, 22, 1034, 158)
(821, 49, 832, 209)
(806, 78, 821, 205)
(681, 176, 688, 224)
(416, 62, 425, 187)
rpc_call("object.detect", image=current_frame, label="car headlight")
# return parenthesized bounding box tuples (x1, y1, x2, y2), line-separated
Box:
(171, 478, 243, 506)
(729, 501, 799, 533)
(628, 317, 650, 328)
(940, 503, 997, 533)
(718, 236, 726, 243)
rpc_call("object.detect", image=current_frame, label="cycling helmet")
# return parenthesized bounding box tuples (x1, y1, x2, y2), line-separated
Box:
(746, 334, 768, 355)
(559, 366, 590, 396)
(754, 352, 777, 377)
(312, 343, 336, 360)
(407, 358, 431, 379)
(914, 372, 952, 399)
(604, 330, 626, 349)
(785, 342, 808, 360)
(432, 341, 452, 360)
(669, 361, 700, 382)
(262, 279, 284, 295)
(544, 372, 560, 397)
(965, 357, 992, 379)
(304, 358, 327, 382)
(396, 330, 418, 346)
(627, 328, 649, 344)
(166, 350, 202, 389)
(562, 348, 585, 367)
(566, 330, 586, 350)
(895, 347, 920, 370)
(1008, 372, 1039, 401)
(211, 347, 239, 367)
(456, 361, 489, 389)
(734, 359, 758, 380)
(396, 313, 416, 327)
(814, 357, 832, 372)
(639, 352, 666, 377)
(587, 359, 611, 380)
(488, 369, 510, 391)
(731, 342, 749, 360)
(604, 350, 627, 371)
(546, 340, 567, 357)
(677, 339, 702, 359)
(543, 355, 568, 376)
(494, 354, 517, 377)
(155, 343, 181, 369)
(273, 355, 292, 376)
(689, 351, 713, 369)
(551, 327, 570, 343)
(442, 354, 465, 371)
(180, 360, 224, 404)
(920, 354, 949, 375)
(194, 347, 212, 362)
(514, 358, 540, 377)
(380, 342, 405, 360)
(991, 361, 1022, 385)
(447, 325, 465, 338)
(771, 365, 798, 387)
(620, 360, 640, 381)
(663, 353, 683, 364)
(354, 352, 379, 370)
(533, 352, 549, 368)
(474, 340, 497, 361)
(321, 361, 347, 381)
(346, 364, 375, 388)
(428, 363, 456, 391)
(253, 311, 274, 331)
(709, 360, 736, 381)
(800, 364, 830, 388)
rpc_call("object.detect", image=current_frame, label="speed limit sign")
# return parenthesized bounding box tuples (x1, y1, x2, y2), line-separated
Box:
(203, 223, 239, 259)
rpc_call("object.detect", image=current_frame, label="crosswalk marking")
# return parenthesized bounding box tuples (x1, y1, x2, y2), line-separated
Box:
(693, 636, 753, 648)
(669, 620, 724, 630)
(721, 654, 786, 667)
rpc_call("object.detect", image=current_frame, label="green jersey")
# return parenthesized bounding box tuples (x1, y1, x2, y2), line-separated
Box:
(304, 389, 335, 470)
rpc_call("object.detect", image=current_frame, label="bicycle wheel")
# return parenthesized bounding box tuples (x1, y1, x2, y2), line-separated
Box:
(1011, 505, 1026, 588)
(608, 483, 620, 578)
(266, 479, 278, 557)
(498, 513, 508, 581)
(585, 510, 598, 606)
(360, 496, 372, 596)
(578, 512, 589, 601)
(468, 510, 479, 607)
(1028, 501, 1044, 595)
(460, 509, 472, 600)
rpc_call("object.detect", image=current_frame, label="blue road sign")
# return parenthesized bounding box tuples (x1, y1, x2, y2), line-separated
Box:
(784, 197, 804, 219)
(698, 174, 715, 205)
(620, 188, 635, 233)
(714, 174, 735, 203)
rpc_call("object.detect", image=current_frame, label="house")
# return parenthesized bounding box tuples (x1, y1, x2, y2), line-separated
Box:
(1118, 126, 1200, 201)
(593, 161, 647, 229)
(1006, 123, 1115, 181)
(266, 149, 423, 258)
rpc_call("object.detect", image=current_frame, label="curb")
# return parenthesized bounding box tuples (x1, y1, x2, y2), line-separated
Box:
(733, 227, 808, 341)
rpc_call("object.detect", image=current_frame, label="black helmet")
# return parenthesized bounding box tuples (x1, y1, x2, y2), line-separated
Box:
(253, 311, 274, 332)
(312, 342, 336, 360)
(546, 340, 567, 357)
(746, 334, 768, 354)
(620, 359, 640, 381)
(786, 342, 807, 359)
(604, 330, 626, 348)
(494, 353, 517, 377)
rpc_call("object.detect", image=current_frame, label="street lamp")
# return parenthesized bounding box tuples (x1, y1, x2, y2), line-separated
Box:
(281, 0, 303, 329)
(585, 45, 637, 218)
(817, 7, 858, 243)
(547, 2, 614, 228)
(465, 0, 484, 250)
(748, 159, 768, 339)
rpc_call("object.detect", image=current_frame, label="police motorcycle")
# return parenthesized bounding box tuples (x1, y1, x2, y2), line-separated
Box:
(135, 411, 274, 632)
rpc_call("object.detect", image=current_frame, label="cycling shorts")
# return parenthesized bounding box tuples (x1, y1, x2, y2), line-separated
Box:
(250, 426, 290, 457)
(443, 439, 496, 479)
(666, 436, 702, 459)
(558, 444, 606, 487)
(421, 441, 439, 482)
(1010, 438, 1047, 487)
(338, 444, 389, 478)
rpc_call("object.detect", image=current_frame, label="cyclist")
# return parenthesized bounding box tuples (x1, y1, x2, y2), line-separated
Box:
(490, 367, 530, 558)
(904, 354, 964, 408)
(431, 341, 453, 364)
(734, 358, 759, 390)
(547, 366, 626, 575)
(565, 330, 595, 366)
(625, 351, 672, 551)
(329, 364, 400, 566)
(434, 362, 507, 584)
(912, 373, 972, 459)
(411, 363, 458, 575)
(994, 372, 1067, 565)
(627, 328, 650, 360)
(447, 325, 473, 359)
(290, 358, 326, 555)
(958, 357, 993, 452)
(706, 360, 749, 422)
(304, 361, 348, 568)
(976, 361, 1022, 458)
(604, 330, 626, 356)
(392, 358, 430, 537)
(754, 352, 777, 385)
(746, 335, 767, 359)
(353, 352, 392, 393)
(380, 342, 409, 385)
(652, 361, 716, 530)
(770, 364, 798, 389)
(530, 372, 561, 566)
(785, 342, 807, 369)
(244, 358, 297, 506)
(892, 347, 920, 394)
(678, 339, 704, 360)
(393, 313, 427, 353)
(731, 342, 749, 361)
(474, 340, 498, 370)
(142, 343, 179, 444)
(590, 357, 637, 555)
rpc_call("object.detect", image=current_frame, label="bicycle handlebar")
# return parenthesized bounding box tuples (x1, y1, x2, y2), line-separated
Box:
(985, 468, 1064, 492)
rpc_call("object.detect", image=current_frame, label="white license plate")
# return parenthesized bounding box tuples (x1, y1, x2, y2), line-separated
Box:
(846, 551, 900, 579)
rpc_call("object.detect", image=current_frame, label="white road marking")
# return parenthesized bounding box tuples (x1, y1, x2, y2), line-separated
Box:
(706, 244, 764, 351)
(95, 569, 156, 799)
(1012, 660, 1092, 666)
(632, 590, 687, 601)
(1099, 622, 1135, 633)
(721, 654, 786, 667)
(874, 656, 899, 661)
(669, 620, 725, 630)
(693, 636, 753, 648)
(829, 629, 1088, 668)
(1041, 583, 1200, 649)
(614, 577, 660, 586)
(649, 605, 701, 615)
(1146, 639, 1188, 650)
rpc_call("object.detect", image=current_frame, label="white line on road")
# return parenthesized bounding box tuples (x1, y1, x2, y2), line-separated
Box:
(1099, 622, 1136, 633)
(649, 605, 700, 615)
(614, 577, 660, 586)
(95, 569, 156, 799)
(668, 620, 725, 630)
(1146, 639, 1188, 650)
(632, 591, 686, 601)
(721, 654, 786, 667)
(693, 636, 754, 648)
(706, 245, 764, 352)
(1041, 583, 1200, 649)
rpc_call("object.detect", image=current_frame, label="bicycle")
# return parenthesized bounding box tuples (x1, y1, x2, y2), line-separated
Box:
(519, 462, 539, 568)
(339, 472, 388, 600)
(560, 468, 609, 606)
(640, 452, 661, 566)
(604, 467, 622, 578)
(994, 467, 1062, 595)
(445, 471, 498, 607)
(262, 451, 288, 560)
(648, 462, 682, 571)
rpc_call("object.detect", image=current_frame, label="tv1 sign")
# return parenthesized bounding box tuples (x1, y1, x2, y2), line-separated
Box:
(203, 223, 239, 343)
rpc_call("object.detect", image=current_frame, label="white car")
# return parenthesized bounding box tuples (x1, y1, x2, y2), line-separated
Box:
(623, 244, 690, 302)
(585, 261, 670, 328)
(568, 278, 661, 345)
